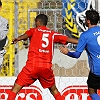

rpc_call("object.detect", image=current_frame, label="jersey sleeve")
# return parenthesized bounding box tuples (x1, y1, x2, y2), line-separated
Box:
(67, 51, 81, 58)
(54, 33, 68, 44)
(25, 28, 34, 37)
(76, 32, 87, 53)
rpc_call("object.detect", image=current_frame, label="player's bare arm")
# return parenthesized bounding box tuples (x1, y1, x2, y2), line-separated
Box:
(59, 46, 81, 58)
(59, 46, 69, 55)
(67, 37, 78, 44)
(12, 34, 28, 44)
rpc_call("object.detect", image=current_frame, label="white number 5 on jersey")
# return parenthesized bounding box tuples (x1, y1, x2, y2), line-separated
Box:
(42, 34, 49, 48)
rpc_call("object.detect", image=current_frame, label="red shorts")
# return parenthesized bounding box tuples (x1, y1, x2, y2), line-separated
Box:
(15, 65, 55, 88)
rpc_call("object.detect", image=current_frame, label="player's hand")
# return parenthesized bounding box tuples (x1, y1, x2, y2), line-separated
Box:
(59, 46, 69, 55)
(11, 38, 18, 44)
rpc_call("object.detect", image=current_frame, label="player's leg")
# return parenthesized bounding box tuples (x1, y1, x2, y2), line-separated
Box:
(39, 67, 62, 100)
(8, 66, 35, 100)
(7, 83, 23, 100)
(87, 71, 100, 100)
(88, 88, 100, 100)
(88, 88, 97, 94)
(48, 84, 62, 100)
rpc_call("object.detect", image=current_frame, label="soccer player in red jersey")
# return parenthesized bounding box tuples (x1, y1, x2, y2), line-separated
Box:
(8, 14, 78, 100)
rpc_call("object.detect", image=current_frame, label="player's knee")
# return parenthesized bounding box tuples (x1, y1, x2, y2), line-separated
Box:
(11, 83, 23, 94)
(88, 88, 96, 94)
(49, 85, 58, 94)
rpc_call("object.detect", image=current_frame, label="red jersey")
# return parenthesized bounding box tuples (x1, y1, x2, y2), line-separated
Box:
(25, 26, 68, 68)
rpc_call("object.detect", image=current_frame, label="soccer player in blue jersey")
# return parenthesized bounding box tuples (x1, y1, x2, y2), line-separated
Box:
(59, 10, 100, 100)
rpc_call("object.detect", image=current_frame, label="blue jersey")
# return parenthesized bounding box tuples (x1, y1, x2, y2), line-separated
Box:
(76, 26, 100, 76)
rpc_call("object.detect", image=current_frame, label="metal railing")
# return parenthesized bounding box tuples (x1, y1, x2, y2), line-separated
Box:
(28, 9, 62, 31)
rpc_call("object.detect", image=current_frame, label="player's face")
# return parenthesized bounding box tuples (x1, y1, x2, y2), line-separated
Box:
(35, 19, 38, 27)
(35, 19, 40, 27)
(85, 18, 87, 26)
(85, 17, 89, 27)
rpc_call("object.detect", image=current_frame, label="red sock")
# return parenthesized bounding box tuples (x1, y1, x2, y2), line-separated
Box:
(7, 91, 16, 100)
(54, 92, 63, 100)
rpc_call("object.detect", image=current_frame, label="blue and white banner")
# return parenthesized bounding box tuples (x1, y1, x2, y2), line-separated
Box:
(62, 0, 93, 39)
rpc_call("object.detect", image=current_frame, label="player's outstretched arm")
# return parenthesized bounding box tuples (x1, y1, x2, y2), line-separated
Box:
(59, 46, 69, 55)
(67, 37, 78, 44)
(59, 46, 81, 58)
(12, 34, 28, 44)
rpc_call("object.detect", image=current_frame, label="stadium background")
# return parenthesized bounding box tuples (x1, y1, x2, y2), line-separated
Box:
(0, 0, 100, 100)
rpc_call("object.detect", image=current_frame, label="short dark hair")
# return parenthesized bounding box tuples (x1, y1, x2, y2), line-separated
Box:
(35, 14, 48, 26)
(0, 0, 2, 7)
(86, 10, 99, 25)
